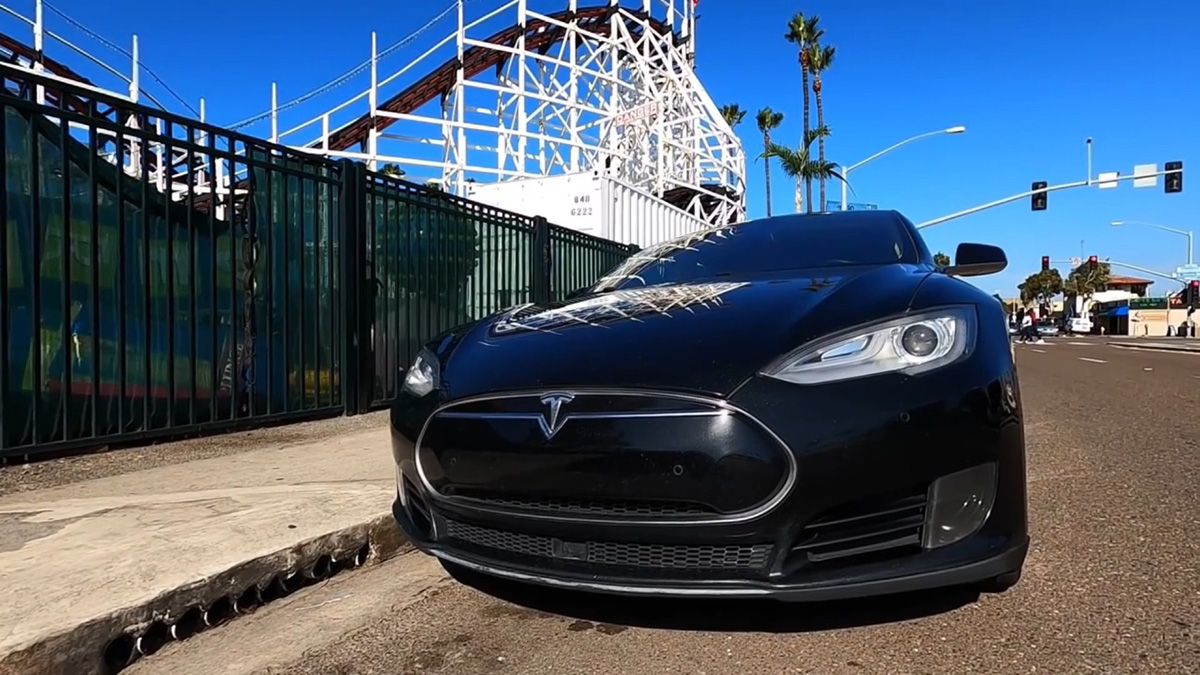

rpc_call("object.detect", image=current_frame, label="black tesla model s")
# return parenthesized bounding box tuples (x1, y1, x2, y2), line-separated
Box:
(390, 209, 1029, 601)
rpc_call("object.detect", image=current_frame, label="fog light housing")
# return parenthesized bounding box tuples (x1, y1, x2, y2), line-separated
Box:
(922, 462, 997, 549)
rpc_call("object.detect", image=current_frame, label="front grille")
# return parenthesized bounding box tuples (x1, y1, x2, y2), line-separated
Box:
(445, 519, 772, 571)
(452, 493, 715, 518)
(791, 489, 927, 564)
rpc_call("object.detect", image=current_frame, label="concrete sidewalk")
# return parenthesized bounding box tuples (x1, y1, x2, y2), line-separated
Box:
(0, 423, 403, 675)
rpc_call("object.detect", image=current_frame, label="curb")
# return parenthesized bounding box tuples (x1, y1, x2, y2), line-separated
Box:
(1107, 342, 1200, 354)
(0, 512, 409, 675)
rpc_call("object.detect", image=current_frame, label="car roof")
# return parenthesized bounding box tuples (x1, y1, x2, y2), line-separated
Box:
(735, 209, 910, 230)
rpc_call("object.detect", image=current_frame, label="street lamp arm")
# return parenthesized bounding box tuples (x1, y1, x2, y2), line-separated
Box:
(1112, 221, 1195, 266)
(1146, 224, 1192, 237)
(844, 130, 944, 173)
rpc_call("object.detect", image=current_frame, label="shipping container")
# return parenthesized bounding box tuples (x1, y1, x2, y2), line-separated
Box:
(465, 171, 710, 248)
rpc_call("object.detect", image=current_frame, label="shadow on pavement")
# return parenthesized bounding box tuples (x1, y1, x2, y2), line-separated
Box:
(442, 562, 981, 633)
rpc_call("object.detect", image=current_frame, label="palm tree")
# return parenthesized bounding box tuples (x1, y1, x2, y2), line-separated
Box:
(807, 43, 835, 211)
(933, 251, 951, 270)
(784, 13, 822, 212)
(720, 103, 746, 128)
(381, 162, 405, 178)
(762, 126, 844, 214)
(755, 107, 785, 218)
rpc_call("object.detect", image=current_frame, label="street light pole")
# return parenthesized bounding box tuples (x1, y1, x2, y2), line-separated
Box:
(1110, 220, 1194, 266)
(840, 126, 966, 211)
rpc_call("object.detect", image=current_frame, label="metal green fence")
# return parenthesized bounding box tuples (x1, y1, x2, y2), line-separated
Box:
(0, 70, 636, 460)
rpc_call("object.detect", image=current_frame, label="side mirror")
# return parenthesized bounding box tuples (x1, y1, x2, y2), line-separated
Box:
(945, 242, 1007, 277)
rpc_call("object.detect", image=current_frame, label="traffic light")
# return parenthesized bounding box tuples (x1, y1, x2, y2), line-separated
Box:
(1165, 161, 1183, 194)
(1041, 256, 1050, 272)
(1031, 181, 1048, 211)
(1087, 255, 1098, 272)
(1189, 280, 1200, 307)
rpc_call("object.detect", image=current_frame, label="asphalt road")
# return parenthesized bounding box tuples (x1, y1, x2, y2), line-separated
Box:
(131, 339, 1200, 675)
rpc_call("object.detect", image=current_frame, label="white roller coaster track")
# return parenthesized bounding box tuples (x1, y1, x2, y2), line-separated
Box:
(0, 0, 746, 227)
(266, 0, 745, 225)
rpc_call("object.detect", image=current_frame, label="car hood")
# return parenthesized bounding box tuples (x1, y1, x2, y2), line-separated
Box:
(441, 264, 932, 398)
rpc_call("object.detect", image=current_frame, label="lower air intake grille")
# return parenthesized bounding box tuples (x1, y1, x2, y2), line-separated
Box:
(445, 519, 772, 570)
(792, 489, 927, 564)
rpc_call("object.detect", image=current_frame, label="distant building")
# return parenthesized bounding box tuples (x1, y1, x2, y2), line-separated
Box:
(1062, 275, 1154, 320)
(1102, 275, 1154, 296)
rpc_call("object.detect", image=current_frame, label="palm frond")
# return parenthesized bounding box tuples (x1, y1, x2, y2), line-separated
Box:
(756, 106, 784, 133)
(803, 125, 831, 149)
(720, 103, 746, 127)
(761, 141, 808, 177)
(784, 13, 823, 44)
(808, 44, 836, 72)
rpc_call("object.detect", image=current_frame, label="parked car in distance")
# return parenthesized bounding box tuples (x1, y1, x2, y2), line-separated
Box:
(1065, 317, 1093, 335)
(390, 209, 1030, 602)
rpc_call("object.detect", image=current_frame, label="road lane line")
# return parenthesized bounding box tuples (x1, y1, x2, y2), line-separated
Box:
(1078, 357, 1107, 363)
(1032, 349, 1047, 353)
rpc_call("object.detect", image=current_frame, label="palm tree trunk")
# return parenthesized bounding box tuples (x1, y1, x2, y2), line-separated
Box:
(816, 86, 826, 211)
(763, 133, 773, 217)
(801, 59, 812, 213)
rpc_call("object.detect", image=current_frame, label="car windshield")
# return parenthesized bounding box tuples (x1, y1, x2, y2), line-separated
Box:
(592, 212, 919, 291)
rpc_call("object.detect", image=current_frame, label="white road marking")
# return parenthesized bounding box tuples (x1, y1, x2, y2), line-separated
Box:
(1078, 357, 1107, 364)
(1032, 349, 1046, 353)
(1069, 342, 1093, 346)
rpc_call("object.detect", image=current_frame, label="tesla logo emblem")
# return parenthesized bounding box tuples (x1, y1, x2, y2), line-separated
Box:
(537, 393, 575, 440)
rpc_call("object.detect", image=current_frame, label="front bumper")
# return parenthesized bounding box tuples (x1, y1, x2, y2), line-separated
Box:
(393, 496, 1029, 601)
(390, 351, 1028, 601)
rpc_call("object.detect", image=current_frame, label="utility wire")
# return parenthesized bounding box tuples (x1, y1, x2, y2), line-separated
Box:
(43, 1, 200, 116)
(226, 0, 476, 130)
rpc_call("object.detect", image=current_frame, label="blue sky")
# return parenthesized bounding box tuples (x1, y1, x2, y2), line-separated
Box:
(15, 0, 1198, 295)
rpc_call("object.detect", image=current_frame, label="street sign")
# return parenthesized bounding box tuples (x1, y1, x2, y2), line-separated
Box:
(1098, 171, 1119, 189)
(1070, 256, 1082, 267)
(1133, 163, 1158, 188)
(827, 201, 878, 211)
(1176, 264, 1200, 281)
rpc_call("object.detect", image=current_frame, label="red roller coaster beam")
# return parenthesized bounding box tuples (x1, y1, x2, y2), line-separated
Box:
(314, 5, 672, 152)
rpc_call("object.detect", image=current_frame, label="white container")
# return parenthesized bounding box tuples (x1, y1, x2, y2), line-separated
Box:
(465, 171, 709, 248)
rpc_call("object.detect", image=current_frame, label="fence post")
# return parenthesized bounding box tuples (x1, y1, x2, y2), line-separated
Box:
(531, 216, 552, 304)
(338, 158, 371, 415)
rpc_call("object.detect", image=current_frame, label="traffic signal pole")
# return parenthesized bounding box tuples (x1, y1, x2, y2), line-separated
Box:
(1049, 258, 1182, 285)
(917, 167, 1183, 230)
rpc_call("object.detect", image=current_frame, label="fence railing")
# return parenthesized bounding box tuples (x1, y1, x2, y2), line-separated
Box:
(0, 68, 637, 459)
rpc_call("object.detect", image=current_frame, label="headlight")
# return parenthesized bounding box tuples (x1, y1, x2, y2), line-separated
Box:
(762, 306, 976, 385)
(401, 348, 440, 397)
